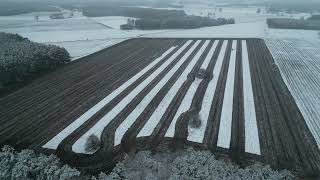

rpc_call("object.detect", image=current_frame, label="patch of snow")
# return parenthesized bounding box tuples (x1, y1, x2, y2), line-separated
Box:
(242, 40, 261, 155)
(217, 40, 237, 149)
(144, 21, 266, 38)
(50, 38, 127, 60)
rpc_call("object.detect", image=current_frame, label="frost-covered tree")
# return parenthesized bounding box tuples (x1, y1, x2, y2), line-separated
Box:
(0, 145, 80, 180)
(0, 32, 70, 86)
(94, 148, 295, 180)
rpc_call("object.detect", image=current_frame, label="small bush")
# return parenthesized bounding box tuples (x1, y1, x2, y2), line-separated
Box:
(196, 68, 207, 79)
(188, 113, 202, 129)
(85, 134, 100, 153)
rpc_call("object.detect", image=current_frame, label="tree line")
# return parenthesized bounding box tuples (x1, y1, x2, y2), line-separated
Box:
(267, 18, 320, 30)
(130, 17, 235, 30)
(0, 32, 70, 88)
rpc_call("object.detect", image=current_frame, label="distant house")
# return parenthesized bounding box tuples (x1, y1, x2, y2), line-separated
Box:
(50, 13, 64, 19)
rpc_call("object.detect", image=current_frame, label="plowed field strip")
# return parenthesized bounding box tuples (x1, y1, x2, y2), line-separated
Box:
(203, 40, 232, 149)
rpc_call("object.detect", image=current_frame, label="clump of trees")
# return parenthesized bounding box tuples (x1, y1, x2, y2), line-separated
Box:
(267, 18, 320, 30)
(0, 32, 70, 87)
(0, 146, 80, 179)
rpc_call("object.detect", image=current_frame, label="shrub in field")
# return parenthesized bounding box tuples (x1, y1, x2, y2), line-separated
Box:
(0, 32, 70, 86)
(196, 68, 207, 79)
(188, 113, 202, 129)
(85, 134, 101, 153)
(186, 108, 202, 129)
(0, 145, 80, 180)
(95, 148, 295, 180)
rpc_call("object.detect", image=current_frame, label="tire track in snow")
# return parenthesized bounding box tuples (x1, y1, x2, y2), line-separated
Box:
(164, 40, 219, 139)
(136, 40, 210, 139)
(72, 41, 194, 153)
(217, 40, 237, 149)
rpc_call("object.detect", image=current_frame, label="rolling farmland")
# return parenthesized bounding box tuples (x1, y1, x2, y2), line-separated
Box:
(0, 38, 319, 177)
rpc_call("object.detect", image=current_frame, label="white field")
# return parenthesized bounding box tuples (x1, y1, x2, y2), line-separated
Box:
(0, 5, 318, 59)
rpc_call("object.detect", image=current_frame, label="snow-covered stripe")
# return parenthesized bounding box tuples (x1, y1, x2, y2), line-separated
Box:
(113, 40, 202, 146)
(187, 41, 228, 143)
(137, 40, 211, 138)
(71, 41, 193, 153)
(42, 45, 179, 150)
(165, 41, 219, 138)
(242, 41, 261, 155)
(217, 40, 237, 149)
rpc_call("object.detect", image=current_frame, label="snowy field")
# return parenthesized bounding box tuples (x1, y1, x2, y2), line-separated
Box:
(266, 38, 320, 148)
(0, 5, 318, 59)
